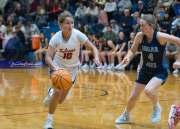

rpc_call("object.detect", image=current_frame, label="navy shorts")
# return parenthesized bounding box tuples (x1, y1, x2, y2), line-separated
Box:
(49, 67, 76, 84)
(135, 69, 168, 85)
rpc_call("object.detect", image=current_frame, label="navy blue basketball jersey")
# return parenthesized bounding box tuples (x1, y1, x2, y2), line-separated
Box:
(140, 30, 168, 72)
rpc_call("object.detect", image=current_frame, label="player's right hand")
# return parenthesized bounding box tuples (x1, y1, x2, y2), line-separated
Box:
(93, 57, 100, 66)
(122, 56, 130, 64)
(173, 61, 180, 69)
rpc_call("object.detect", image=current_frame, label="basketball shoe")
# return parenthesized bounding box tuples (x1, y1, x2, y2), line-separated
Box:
(44, 87, 53, 107)
(81, 64, 89, 69)
(115, 110, 132, 124)
(114, 64, 122, 70)
(96, 63, 103, 69)
(151, 105, 162, 123)
(117, 64, 126, 71)
(44, 118, 53, 129)
(90, 63, 96, 69)
(173, 69, 179, 74)
(107, 64, 114, 70)
(168, 105, 180, 129)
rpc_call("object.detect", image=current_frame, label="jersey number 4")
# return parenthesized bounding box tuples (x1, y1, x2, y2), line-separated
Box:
(63, 53, 73, 59)
(148, 53, 154, 62)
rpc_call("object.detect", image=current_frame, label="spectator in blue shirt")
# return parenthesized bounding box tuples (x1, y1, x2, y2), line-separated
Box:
(159, 11, 172, 34)
(159, 6, 166, 18)
(132, 11, 140, 30)
(0, 30, 21, 60)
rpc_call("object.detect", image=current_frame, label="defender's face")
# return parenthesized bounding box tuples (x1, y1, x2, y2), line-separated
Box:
(140, 19, 152, 34)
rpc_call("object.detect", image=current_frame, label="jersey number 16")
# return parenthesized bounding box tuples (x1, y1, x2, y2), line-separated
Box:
(63, 53, 73, 59)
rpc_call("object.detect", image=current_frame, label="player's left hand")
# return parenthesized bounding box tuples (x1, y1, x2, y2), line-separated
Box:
(173, 61, 180, 69)
(93, 58, 100, 66)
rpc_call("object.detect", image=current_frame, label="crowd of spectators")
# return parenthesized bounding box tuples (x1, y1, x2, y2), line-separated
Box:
(77, 0, 179, 74)
(0, 0, 179, 74)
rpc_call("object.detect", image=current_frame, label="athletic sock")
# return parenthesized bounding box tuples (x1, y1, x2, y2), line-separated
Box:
(125, 109, 131, 116)
(85, 61, 89, 65)
(111, 63, 114, 67)
(47, 114, 54, 120)
(153, 102, 160, 108)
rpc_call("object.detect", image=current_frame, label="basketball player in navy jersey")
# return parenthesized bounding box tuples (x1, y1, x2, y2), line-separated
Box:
(115, 14, 180, 124)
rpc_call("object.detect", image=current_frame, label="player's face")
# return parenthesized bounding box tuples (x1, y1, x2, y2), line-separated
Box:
(140, 19, 152, 34)
(60, 17, 74, 33)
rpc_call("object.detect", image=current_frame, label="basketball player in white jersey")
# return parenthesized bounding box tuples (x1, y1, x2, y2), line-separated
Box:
(43, 11, 100, 129)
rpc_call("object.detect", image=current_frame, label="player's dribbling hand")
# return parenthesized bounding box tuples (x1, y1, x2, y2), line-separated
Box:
(94, 58, 100, 66)
(173, 61, 180, 69)
(122, 56, 130, 64)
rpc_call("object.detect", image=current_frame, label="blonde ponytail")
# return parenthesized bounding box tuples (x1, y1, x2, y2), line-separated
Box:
(142, 14, 159, 30)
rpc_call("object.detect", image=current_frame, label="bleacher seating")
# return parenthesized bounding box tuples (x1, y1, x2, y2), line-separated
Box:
(48, 22, 59, 28)
(69, 6, 76, 15)
(43, 27, 59, 33)
(131, 4, 138, 13)
(43, 23, 60, 39)
(0, 51, 34, 60)
(24, 52, 34, 59)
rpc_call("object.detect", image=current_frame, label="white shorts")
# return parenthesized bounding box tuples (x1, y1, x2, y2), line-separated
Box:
(50, 61, 79, 82)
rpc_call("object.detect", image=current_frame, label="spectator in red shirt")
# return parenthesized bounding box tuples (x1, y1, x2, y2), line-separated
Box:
(51, 0, 63, 21)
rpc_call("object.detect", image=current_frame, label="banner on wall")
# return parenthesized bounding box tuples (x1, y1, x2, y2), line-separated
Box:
(0, 60, 43, 68)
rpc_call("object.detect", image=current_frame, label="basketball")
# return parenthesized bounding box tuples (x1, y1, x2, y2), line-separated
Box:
(51, 69, 72, 90)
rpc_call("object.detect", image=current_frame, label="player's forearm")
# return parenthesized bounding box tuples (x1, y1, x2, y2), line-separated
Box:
(176, 47, 180, 62)
(126, 50, 135, 61)
(92, 46, 99, 59)
(45, 56, 58, 70)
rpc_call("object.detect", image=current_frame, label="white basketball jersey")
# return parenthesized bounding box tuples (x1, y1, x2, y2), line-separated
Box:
(49, 29, 88, 68)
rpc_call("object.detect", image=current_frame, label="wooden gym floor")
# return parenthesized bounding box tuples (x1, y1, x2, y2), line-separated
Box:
(0, 66, 179, 129)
